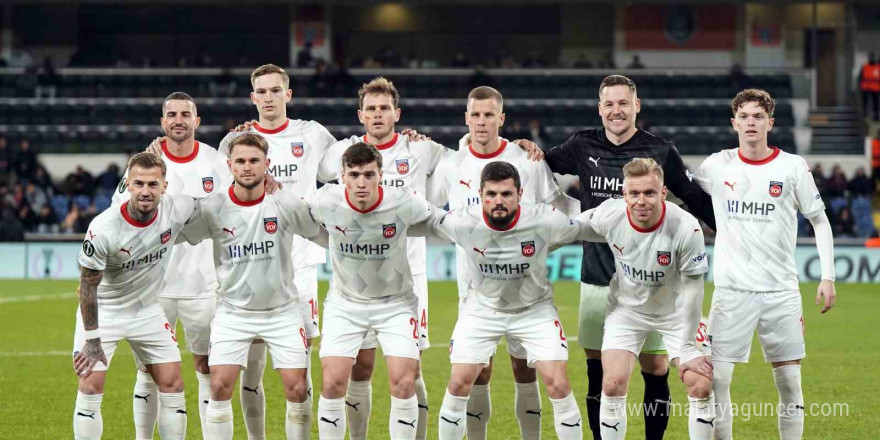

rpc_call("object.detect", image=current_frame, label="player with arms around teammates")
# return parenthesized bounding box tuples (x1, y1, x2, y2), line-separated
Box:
(694, 89, 837, 440)
(74, 153, 197, 440)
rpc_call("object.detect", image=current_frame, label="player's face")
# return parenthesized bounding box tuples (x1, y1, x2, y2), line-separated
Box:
(599, 85, 640, 137)
(127, 165, 167, 215)
(480, 178, 522, 228)
(623, 173, 667, 227)
(228, 145, 269, 190)
(342, 161, 383, 204)
(731, 101, 774, 145)
(251, 73, 292, 120)
(161, 100, 200, 143)
(358, 93, 400, 140)
(466, 98, 505, 146)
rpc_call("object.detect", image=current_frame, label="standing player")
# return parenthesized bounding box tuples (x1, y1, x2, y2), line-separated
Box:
(428, 161, 585, 440)
(311, 143, 442, 440)
(181, 133, 327, 440)
(694, 89, 836, 440)
(426, 86, 578, 440)
(118, 92, 231, 440)
(573, 158, 714, 440)
(74, 153, 194, 440)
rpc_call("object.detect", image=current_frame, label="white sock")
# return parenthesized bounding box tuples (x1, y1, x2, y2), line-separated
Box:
(74, 391, 103, 440)
(346, 380, 373, 440)
(133, 370, 158, 440)
(286, 399, 311, 440)
(712, 361, 735, 440)
(599, 393, 627, 440)
(390, 395, 419, 440)
(157, 392, 188, 440)
(688, 393, 716, 440)
(241, 343, 267, 440)
(196, 372, 212, 439)
(205, 399, 233, 440)
(466, 383, 491, 440)
(438, 389, 468, 440)
(414, 376, 429, 440)
(515, 381, 542, 439)
(550, 392, 582, 440)
(318, 395, 347, 440)
(773, 365, 805, 440)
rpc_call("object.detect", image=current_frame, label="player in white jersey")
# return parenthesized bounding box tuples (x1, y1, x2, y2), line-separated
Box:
(312, 143, 443, 440)
(426, 161, 584, 440)
(179, 133, 327, 440)
(571, 158, 713, 440)
(426, 86, 578, 440)
(694, 89, 837, 440)
(119, 92, 232, 440)
(73, 153, 195, 440)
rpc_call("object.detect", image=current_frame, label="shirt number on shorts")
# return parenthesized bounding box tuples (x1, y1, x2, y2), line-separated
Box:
(554, 320, 567, 342)
(420, 309, 427, 330)
(299, 328, 308, 348)
(696, 322, 708, 343)
(164, 322, 177, 342)
(409, 317, 419, 340)
(308, 299, 318, 319)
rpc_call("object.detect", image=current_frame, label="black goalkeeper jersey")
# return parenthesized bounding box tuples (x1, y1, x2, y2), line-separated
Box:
(545, 128, 716, 286)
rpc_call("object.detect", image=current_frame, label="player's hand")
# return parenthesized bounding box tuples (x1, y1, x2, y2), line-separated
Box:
(146, 136, 165, 156)
(679, 356, 713, 381)
(402, 128, 431, 142)
(232, 120, 258, 132)
(264, 173, 282, 194)
(816, 279, 836, 314)
(514, 139, 544, 161)
(73, 338, 107, 379)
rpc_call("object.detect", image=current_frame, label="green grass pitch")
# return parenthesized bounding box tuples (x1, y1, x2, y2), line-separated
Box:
(0, 280, 874, 439)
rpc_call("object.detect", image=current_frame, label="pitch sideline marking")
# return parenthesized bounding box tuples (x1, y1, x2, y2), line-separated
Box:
(0, 292, 76, 304)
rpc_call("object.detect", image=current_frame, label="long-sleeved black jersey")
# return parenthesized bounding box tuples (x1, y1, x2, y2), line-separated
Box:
(545, 128, 716, 286)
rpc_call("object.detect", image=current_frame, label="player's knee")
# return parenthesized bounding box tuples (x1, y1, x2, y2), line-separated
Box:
(351, 357, 375, 381)
(447, 377, 474, 397)
(542, 376, 571, 399)
(687, 377, 713, 399)
(389, 375, 415, 398)
(155, 374, 184, 393)
(474, 364, 493, 385)
(77, 379, 104, 395)
(322, 373, 349, 398)
(211, 377, 235, 400)
(283, 378, 309, 402)
(510, 358, 537, 383)
(193, 355, 210, 374)
(639, 354, 668, 376)
(602, 373, 628, 397)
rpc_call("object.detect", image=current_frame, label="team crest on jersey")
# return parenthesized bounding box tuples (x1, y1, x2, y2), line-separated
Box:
(383, 223, 397, 238)
(657, 251, 672, 266)
(160, 229, 172, 244)
(202, 177, 214, 193)
(291, 142, 304, 158)
(521, 241, 536, 257)
(396, 159, 410, 175)
(769, 181, 783, 198)
(264, 217, 278, 234)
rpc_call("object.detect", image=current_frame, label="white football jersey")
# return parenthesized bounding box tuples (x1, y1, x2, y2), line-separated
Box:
(113, 141, 231, 299)
(181, 186, 323, 311)
(78, 195, 197, 319)
(579, 199, 709, 315)
(310, 184, 441, 303)
(324, 133, 450, 275)
(220, 119, 336, 269)
(695, 148, 824, 292)
(431, 203, 581, 311)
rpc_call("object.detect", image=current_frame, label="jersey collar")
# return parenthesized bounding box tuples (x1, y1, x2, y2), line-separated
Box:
(346, 186, 384, 214)
(253, 119, 290, 134)
(483, 205, 521, 231)
(120, 201, 159, 228)
(363, 133, 399, 150)
(737, 146, 780, 165)
(228, 184, 265, 207)
(627, 202, 666, 233)
(469, 139, 507, 159)
(162, 140, 200, 163)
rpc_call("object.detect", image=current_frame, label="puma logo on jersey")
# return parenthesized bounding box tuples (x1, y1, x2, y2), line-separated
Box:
(612, 244, 624, 254)
(320, 417, 340, 427)
(588, 157, 600, 167)
(119, 247, 132, 256)
(696, 417, 714, 427)
(561, 418, 581, 428)
(724, 181, 736, 191)
(601, 421, 620, 431)
(473, 247, 486, 257)
(222, 227, 235, 237)
(335, 226, 349, 236)
(88, 230, 96, 240)
(397, 419, 416, 428)
(242, 385, 259, 395)
(459, 179, 472, 189)
(133, 393, 150, 403)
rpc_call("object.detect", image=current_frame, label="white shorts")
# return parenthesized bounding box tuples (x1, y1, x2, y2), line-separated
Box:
(295, 265, 320, 339)
(451, 299, 569, 368)
(72, 305, 181, 372)
(159, 296, 217, 356)
(362, 273, 430, 351)
(320, 293, 420, 360)
(578, 283, 666, 353)
(208, 304, 309, 369)
(708, 288, 805, 363)
(602, 307, 683, 361)
(455, 297, 528, 360)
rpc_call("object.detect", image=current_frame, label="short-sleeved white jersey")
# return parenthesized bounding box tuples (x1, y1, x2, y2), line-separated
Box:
(309, 184, 440, 303)
(220, 119, 336, 269)
(694, 148, 824, 292)
(579, 199, 708, 315)
(181, 186, 323, 311)
(78, 195, 197, 319)
(113, 141, 230, 299)
(324, 133, 449, 275)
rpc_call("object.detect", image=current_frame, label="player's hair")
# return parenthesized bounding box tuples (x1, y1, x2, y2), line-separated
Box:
(250, 63, 290, 89)
(127, 152, 167, 176)
(731, 88, 775, 117)
(480, 161, 521, 190)
(162, 91, 197, 115)
(358, 77, 400, 110)
(228, 133, 269, 157)
(468, 86, 504, 109)
(622, 158, 664, 183)
(342, 142, 383, 170)
(599, 75, 637, 96)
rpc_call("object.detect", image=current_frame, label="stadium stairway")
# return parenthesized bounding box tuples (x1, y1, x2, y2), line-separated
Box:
(809, 106, 863, 154)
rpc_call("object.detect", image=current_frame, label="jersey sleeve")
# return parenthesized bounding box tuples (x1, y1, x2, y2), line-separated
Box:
(307, 186, 329, 226)
(546, 206, 583, 249)
(530, 160, 567, 205)
(677, 222, 709, 276)
(180, 201, 211, 245)
(425, 166, 450, 208)
(793, 159, 825, 216)
(543, 133, 581, 175)
(317, 139, 347, 183)
(78, 222, 110, 271)
(213, 153, 233, 188)
(693, 156, 714, 194)
(169, 195, 198, 224)
(572, 208, 607, 243)
(662, 146, 716, 230)
(279, 190, 323, 240)
(111, 170, 131, 205)
(423, 141, 451, 178)
(218, 131, 246, 157)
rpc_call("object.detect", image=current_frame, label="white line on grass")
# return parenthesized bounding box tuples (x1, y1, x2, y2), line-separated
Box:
(0, 350, 69, 357)
(0, 292, 76, 304)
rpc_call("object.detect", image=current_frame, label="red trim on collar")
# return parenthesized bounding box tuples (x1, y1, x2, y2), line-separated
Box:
(253, 119, 290, 134)
(627, 202, 666, 233)
(228, 185, 264, 207)
(346, 186, 384, 214)
(120, 201, 158, 228)
(364, 133, 399, 150)
(469, 139, 507, 159)
(162, 141, 200, 163)
(483, 205, 521, 231)
(738, 147, 780, 165)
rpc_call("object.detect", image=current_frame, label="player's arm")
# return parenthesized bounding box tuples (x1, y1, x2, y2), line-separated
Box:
(287, 193, 330, 248)
(425, 168, 450, 208)
(317, 140, 346, 183)
(534, 161, 581, 217)
(73, 265, 108, 378)
(541, 132, 583, 175)
(406, 191, 454, 239)
(662, 146, 716, 231)
(676, 273, 711, 379)
(795, 161, 836, 313)
(572, 208, 607, 243)
(179, 200, 211, 245)
(311, 122, 339, 183)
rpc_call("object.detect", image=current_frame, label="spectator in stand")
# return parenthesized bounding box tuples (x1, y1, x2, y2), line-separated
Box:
(13, 139, 37, 181)
(311, 59, 332, 96)
(35, 205, 59, 234)
(504, 121, 529, 142)
(18, 203, 37, 232)
(470, 65, 494, 88)
(849, 166, 875, 196)
(825, 164, 849, 198)
(8, 183, 26, 211)
(834, 207, 857, 237)
(0, 207, 25, 241)
(35, 57, 60, 98)
(528, 119, 549, 148)
(407, 52, 421, 69)
(95, 163, 121, 194)
(24, 182, 48, 213)
(598, 52, 616, 69)
(0, 137, 10, 179)
(858, 53, 880, 121)
(64, 166, 95, 196)
(872, 130, 880, 186)
(626, 55, 646, 69)
(297, 42, 314, 68)
(30, 166, 56, 197)
(812, 163, 828, 193)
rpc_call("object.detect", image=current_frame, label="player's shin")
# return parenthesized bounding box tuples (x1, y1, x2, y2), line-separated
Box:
(599, 393, 627, 440)
(515, 380, 542, 439)
(438, 389, 469, 440)
(773, 365, 804, 440)
(550, 393, 583, 440)
(205, 399, 233, 440)
(133, 370, 159, 440)
(317, 395, 347, 440)
(390, 395, 419, 440)
(286, 399, 311, 440)
(585, 358, 603, 439)
(157, 391, 188, 439)
(466, 383, 491, 439)
(241, 342, 267, 440)
(414, 374, 429, 440)
(687, 393, 716, 440)
(642, 369, 671, 439)
(74, 391, 103, 440)
(346, 379, 373, 439)
(196, 372, 212, 438)
(712, 361, 735, 440)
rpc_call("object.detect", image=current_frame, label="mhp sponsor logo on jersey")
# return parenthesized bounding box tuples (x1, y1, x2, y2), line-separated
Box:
(291, 142, 304, 158)
(202, 177, 214, 193)
(521, 241, 536, 257)
(725, 200, 776, 216)
(339, 242, 391, 255)
(264, 217, 278, 234)
(478, 262, 531, 275)
(160, 229, 172, 244)
(396, 159, 410, 175)
(269, 163, 298, 177)
(769, 181, 783, 198)
(383, 223, 397, 239)
(228, 241, 275, 258)
(380, 179, 405, 188)
(657, 251, 671, 266)
(122, 248, 168, 270)
(620, 261, 665, 282)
